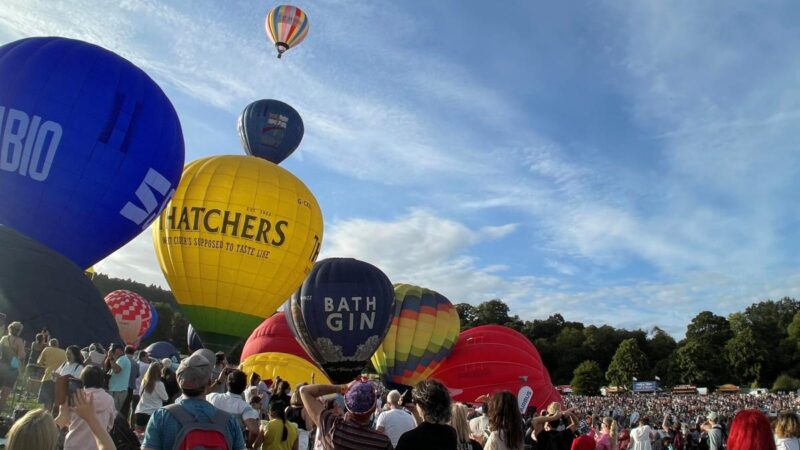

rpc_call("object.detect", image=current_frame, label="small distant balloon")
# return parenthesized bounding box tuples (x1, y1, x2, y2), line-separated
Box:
(266, 5, 309, 58)
(187, 324, 204, 353)
(142, 303, 159, 340)
(104, 290, 151, 346)
(237, 100, 304, 164)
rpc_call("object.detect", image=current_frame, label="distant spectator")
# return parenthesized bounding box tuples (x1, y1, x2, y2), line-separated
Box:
(120, 345, 140, 418)
(104, 343, 131, 412)
(134, 362, 168, 432)
(37, 338, 66, 412)
(207, 368, 260, 446)
(377, 389, 417, 448)
(28, 333, 46, 365)
(450, 402, 483, 450)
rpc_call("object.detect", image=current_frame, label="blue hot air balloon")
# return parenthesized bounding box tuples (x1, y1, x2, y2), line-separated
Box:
(0, 225, 122, 348)
(141, 303, 159, 340)
(285, 258, 395, 383)
(145, 341, 179, 360)
(187, 324, 204, 353)
(0, 37, 185, 269)
(237, 99, 303, 164)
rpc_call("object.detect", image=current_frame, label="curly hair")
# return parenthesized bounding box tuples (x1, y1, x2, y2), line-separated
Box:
(775, 412, 800, 439)
(413, 379, 452, 424)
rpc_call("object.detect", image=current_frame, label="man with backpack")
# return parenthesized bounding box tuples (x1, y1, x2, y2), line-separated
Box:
(141, 351, 246, 450)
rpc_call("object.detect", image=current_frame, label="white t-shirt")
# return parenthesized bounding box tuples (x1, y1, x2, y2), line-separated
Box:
(630, 425, 654, 450)
(777, 437, 800, 450)
(133, 360, 151, 396)
(135, 381, 168, 416)
(375, 408, 416, 447)
(56, 362, 84, 379)
(207, 392, 259, 421)
(470, 415, 490, 437)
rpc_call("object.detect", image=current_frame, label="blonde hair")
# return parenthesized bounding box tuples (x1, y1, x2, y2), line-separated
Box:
(547, 402, 561, 415)
(142, 362, 162, 394)
(7, 321, 22, 337)
(603, 417, 619, 447)
(6, 408, 58, 450)
(449, 403, 471, 443)
(775, 412, 800, 438)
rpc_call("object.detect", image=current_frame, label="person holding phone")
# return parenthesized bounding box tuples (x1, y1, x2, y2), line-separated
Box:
(56, 365, 116, 450)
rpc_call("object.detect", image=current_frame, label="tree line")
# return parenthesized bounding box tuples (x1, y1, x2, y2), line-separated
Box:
(456, 297, 800, 394)
(94, 273, 800, 392)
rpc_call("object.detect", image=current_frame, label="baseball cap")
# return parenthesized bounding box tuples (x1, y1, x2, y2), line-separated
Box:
(344, 380, 377, 415)
(176, 353, 212, 390)
(707, 411, 718, 421)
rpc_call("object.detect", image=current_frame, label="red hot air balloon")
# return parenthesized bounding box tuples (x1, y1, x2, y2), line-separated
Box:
(429, 325, 561, 413)
(104, 290, 152, 346)
(241, 312, 314, 364)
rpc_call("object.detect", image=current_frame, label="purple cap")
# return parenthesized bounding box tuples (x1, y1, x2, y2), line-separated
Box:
(344, 380, 377, 415)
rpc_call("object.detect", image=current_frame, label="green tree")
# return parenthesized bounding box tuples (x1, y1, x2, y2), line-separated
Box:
(772, 374, 800, 393)
(741, 298, 800, 385)
(606, 338, 648, 389)
(455, 303, 478, 330)
(571, 360, 604, 396)
(725, 327, 764, 385)
(674, 340, 714, 385)
(686, 311, 733, 348)
(475, 299, 511, 326)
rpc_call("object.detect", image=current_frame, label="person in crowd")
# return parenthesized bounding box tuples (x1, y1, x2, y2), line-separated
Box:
(450, 402, 483, 450)
(376, 389, 417, 448)
(726, 409, 776, 450)
(6, 408, 60, 450)
(250, 395, 266, 420)
(56, 345, 85, 379)
(104, 343, 132, 412)
(532, 403, 578, 450)
(131, 349, 153, 427)
(311, 396, 344, 450)
(630, 416, 656, 450)
(470, 398, 491, 445)
(28, 332, 46, 366)
(56, 365, 116, 450)
(774, 412, 800, 450)
(120, 345, 140, 419)
(84, 343, 106, 367)
(210, 351, 228, 393)
(484, 391, 524, 450)
(207, 368, 260, 447)
(274, 379, 292, 406)
(257, 399, 299, 450)
(247, 372, 271, 404)
(37, 337, 66, 412)
(286, 384, 313, 450)
(141, 351, 246, 450)
(161, 362, 180, 404)
(595, 417, 619, 450)
(134, 361, 168, 432)
(402, 389, 422, 425)
(395, 379, 458, 450)
(703, 412, 724, 450)
(300, 378, 392, 450)
(573, 435, 598, 450)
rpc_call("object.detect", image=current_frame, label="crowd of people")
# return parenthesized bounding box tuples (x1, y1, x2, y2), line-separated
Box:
(2, 318, 800, 450)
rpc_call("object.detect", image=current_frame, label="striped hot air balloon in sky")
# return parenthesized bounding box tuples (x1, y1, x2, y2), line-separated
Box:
(371, 284, 460, 388)
(265, 5, 309, 58)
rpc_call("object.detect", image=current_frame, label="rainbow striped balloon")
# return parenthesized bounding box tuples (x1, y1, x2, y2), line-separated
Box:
(372, 284, 461, 388)
(265, 5, 310, 58)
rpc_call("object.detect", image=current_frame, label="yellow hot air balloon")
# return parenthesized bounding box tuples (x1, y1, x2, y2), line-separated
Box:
(240, 352, 330, 389)
(85, 266, 96, 280)
(153, 155, 323, 351)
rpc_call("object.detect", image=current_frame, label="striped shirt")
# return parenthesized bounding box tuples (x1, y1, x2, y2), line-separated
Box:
(319, 410, 392, 450)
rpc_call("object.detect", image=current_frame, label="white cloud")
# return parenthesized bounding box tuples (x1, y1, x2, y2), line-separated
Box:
(94, 226, 167, 288)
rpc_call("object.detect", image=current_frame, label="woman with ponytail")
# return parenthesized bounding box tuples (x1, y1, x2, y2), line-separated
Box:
(260, 399, 299, 450)
(596, 417, 619, 450)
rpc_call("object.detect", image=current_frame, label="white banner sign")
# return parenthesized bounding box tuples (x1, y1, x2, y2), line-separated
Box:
(517, 386, 533, 413)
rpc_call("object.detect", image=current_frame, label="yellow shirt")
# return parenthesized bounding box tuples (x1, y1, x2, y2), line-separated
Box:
(37, 346, 66, 380)
(261, 418, 297, 450)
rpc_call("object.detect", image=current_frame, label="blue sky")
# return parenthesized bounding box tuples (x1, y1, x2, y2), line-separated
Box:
(3, 1, 800, 337)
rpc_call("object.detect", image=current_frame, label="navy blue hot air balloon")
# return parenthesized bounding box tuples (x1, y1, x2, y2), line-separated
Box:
(187, 324, 204, 353)
(142, 304, 159, 340)
(145, 341, 179, 360)
(0, 225, 122, 348)
(0, 37, 184, 269)
(285, 258, 395, 383)
(237, 99, 303, 164)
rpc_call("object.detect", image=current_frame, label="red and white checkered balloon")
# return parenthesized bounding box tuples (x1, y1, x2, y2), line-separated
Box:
(104, 290, 152, 346)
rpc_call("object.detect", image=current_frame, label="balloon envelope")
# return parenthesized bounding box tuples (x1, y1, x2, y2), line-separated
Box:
(241, 312, 314, 363)
(240, 352, 329, 390)
(145, 341, 179, 360)
(153, 155, 323, 351)
(372, 284, 460, 388)
(187, 324, 204, 353)
(142, 303, 158, 340)
(0, 225, 122, 347)
(266, 5, 309, 58)
(429, 325, 561, 412)
(285, 258, 394, 383)
(0, 37, 184, 269)
(104, 290, 151, 346)
(237, 100, 303, 164)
